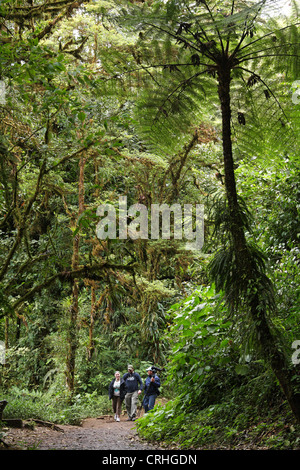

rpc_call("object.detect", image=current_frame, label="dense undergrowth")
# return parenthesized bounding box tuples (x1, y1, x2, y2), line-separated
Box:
(1, 381, 299, 450)
(1, 279, 299, 450)
(136, 387, 300, 450)
(0, 387, 112, 426)
(134, 280, 300, 451)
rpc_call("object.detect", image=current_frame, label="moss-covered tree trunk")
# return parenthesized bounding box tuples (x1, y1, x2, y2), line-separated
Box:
(88, 282, 96, 361)
(66, 154, 86, 395)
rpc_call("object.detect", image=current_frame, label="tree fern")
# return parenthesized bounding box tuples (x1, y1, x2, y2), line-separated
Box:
(111, 0, 299, 156)
(111, 0, 300, 422)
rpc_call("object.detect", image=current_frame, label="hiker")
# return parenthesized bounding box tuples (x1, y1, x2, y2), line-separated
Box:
(108, 371, 126, 422)
(143, 366, 160, 413)
(122, 364, 143, 421)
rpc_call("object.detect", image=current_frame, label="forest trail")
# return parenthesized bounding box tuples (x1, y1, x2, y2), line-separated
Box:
(2, 415, 164, 451)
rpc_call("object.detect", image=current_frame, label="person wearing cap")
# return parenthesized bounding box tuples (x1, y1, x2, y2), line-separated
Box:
(143, 366, 160, 413)
(122, 365, 143, 421)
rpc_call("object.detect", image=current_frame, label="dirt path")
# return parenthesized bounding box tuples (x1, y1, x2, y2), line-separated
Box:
(2, 415, 164, 451)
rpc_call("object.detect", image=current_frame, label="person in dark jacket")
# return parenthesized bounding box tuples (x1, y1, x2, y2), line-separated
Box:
(108, 371, 126, 422)
(122, 364, 143, 421)
(143, 366, 160, 413)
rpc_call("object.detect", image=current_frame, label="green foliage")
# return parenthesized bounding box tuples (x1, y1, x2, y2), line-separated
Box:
(236, 157, 300, 346)
(136, 351, 300, 448)
(114, 0, 299, 155)
(165, 285, 235, 407)
(0, 386, 111, 425)
(136, 179, 300, 447)
(137, 320, 300, 448)
(237, 161, 300, 249)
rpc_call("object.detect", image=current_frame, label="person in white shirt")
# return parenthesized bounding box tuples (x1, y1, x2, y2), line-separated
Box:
(108, 371, 126, 421)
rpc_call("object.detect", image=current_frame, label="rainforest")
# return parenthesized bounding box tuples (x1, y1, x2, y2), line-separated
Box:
(0, 0, 299, 452)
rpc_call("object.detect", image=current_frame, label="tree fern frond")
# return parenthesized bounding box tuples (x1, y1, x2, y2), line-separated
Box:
(133, 64, 217, 153)
(208, 239, 275, 314)
(228, 58, 299, 158)
(111, 0, 299, 157)
(209, 191, 254, 240)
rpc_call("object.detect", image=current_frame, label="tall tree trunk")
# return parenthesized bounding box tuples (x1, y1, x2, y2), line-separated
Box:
(217, 64, 300, 424)
(88, 282, 96, 361)
(65, 237, 79, 394)
(66, 154, 86, 395)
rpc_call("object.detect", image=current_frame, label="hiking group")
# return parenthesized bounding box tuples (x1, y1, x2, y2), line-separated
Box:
(108, 364, 161, 422)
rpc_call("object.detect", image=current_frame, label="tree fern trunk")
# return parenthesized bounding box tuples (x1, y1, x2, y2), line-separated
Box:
(217, 65, 248, 258)
(249, 293, 300, 422)
(217, 64, 300, 424)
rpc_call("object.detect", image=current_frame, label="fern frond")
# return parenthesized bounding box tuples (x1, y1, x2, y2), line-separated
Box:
(208, 239, 275, 315)
(209, 191, 254, 240)
(111, 0, 299, 157)
(134, 65, 217, 153)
